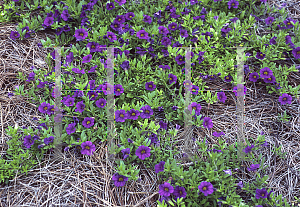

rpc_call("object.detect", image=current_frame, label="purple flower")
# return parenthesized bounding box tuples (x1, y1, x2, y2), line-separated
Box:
(249, 72, 259, 82)
(46, 105, 55, 115)
(233, 85, 247, 96)
(26, 72, 35, 82)
(145, 81, 156, 91)
(65, 97, 75, 107)
(198, 181, 214, 196)
(10, 31, 20, 40)
(43, 17, 54, 27)
(256, 52, 266, 60)
(159, 182, 174, 197)
(107, 31, 117, 42)
(140, 105, 153, 119)
(278, 93, 292, 105)
(24, 135, 35, 148)
(81, 141, 96, 155)
(292, 47, 300, 59)
(106, 2, 115, 10)
(44, 136, 54, 145)
(143, 15, 152, 24)
(87, 42, 99, 53)
(203, 117, 213, 129)
(114, 84, 124, 96)
(284, 18, 297, 29)
(125, 12, 135, 20)
(173, 186, 187, 199)
(172, 106, 178, 111)
(243, 145, 255, 153)
(115, 0, 126, 6)
(188, 102, 201, 116)
(223, 169, 232, 176)
(228, 0, 239, 9)
(260, 67, 273, 79)
(82, 54, 92, 63)
(115, 109, 128, 122)
(237, 181, 243, 189)
(255, 188, 268, 199)
(66, 123, 76, 135)
(126, 109, 140, 120)
(191, 85, 199, 95)
(61, 10, 70, 21)
(87, 91, 98, 100)
(95, 98, 107, 108)
(38, 102, 50, 114)
(224, 75, 232, 82)
(269, 36, 277, 45)
(168, 73, 177, 85)
(159, 120, 168, 130)
(74, 28, 88, 41)
(155, 161, 165, 173)
(175, 55, 185, 65)
(247, 164, 260, 172)
(263, 75, 276, 84)
(135, 145, 151, 160)
(213, 131, 225, 137)
(82, 117, 95, 128)
(112, 173, 128, 187)
(137, 30, 149, 40)
(265, 16, 274, 25)
(121, 148, 130, 160)
(128, 138, 134, 143)
(217, 91, 227, 103)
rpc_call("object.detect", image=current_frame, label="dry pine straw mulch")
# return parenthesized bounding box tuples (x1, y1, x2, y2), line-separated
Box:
(0, 0, 300, 206)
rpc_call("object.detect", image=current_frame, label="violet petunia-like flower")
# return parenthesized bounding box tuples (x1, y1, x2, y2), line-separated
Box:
(140, 105, 153, 119)
(203, 117, 213, 129)
(213, 131, 225, 137)
(66, 122, 76, 135)
(24, 135, 35, 148)
(247, 164, 260, 172)
(224, 75, 232, 82)
(135, 145, 151, 160)
(228, 0, 239, 9)
(256, 52, 266, 60)
(168, 73, 177, 85)
(292, 47, 300, 59)
(106, 2, 115, 10)
(44, 136, 54, 145)
(115, 109, 128, 122)
(243, 145, 255, 153)
(255, 188, 268, 199)
(249, 72, 259, 82)
(126, 109, 140, 120)
(155, 161, 165, 173)
(265, 16, 274, 25)
(74, 28, 88, 41)
(260, 67, 273, 79)
(198, 181, 214, 196)
(10, 31, 20, 40)
(217, 91, 227, 103)
(145, 81, 156, 91)
(121, 148, 130, 160)
(115, 0, 126, 6)
(82, 54, 92, 63)
(159, 182, 174, 197)
(188, 102, 201, 116)
(173, 186, 187, 199)
(82, 117, 95, 128)
(136, 30, 149, 40)
(114, 84, 124, 96)
(278, 93, 292, 105)
(223, 169, 232, 176)
(81, 141, 96, 155)
(112, 173, 128, 187)
(95, 98, 107, 108)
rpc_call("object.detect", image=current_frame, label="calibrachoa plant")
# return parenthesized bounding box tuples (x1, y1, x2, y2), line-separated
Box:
(2, 0, 300, 206)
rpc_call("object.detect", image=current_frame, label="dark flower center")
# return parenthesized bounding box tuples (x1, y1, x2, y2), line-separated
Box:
(57, 29, 60, 31)
(232, 3, 234, 5)
(172, 26, 175, 28)
(109, 35, 112, 38)
(80, 33, 83, 36)
(92, 45, 95, 48)
(145, 110, 149, 113)
(253, 75, 257, 78)
(264, 72, 268, 75)
(179, 58, 182, 61)
(203, 187, 207, 190)
(120, 114, 124, 117)
(287, 22, 290, 25)
(283, 98, 286, 100)
(70, 101, 72, 104)
(260, 54, 263, 56)
(193, 107, 196, 110)
(149, 85, 152, 88)
(110, 5, 112, 7)
(141, 150, 145, 154)
(141, 34, 144, 36)
(268, 78, 271, 81)
(262, 194, 264, 196)
(130, 16, 132, 18)
(15, 33, 18, 36)
(85, 146, 90, 149)
(117, 89, 120, 91)
(132, 112, 135, 116)
(226, 77, 229, 79)
(44, 107, 48, 110)
(297, 51, 300, 54)
(29, 140, 32, 143)
(118, 177, 123, 181)
(164, 187, 169, 191)
(101, 103, 103, 105)
(87, 121, 91, 124)
(180, 191, 182, 195)
(51, 108, 54, 111)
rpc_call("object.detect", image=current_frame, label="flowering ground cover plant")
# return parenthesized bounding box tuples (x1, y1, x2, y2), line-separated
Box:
(1, 0, 300, 206)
